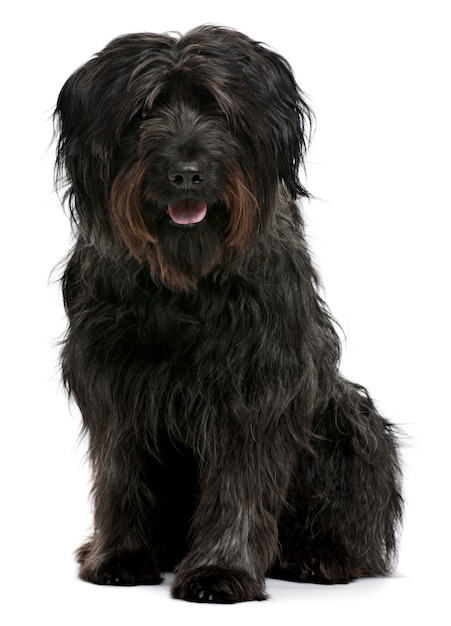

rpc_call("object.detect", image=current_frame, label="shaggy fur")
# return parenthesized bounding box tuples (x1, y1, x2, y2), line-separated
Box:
(54, 25, 402, 603)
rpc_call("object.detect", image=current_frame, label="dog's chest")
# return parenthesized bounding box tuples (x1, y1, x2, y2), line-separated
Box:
(129, 281, 275, 369)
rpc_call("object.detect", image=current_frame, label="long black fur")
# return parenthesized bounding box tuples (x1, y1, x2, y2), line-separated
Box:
(54, 25, 402, 603)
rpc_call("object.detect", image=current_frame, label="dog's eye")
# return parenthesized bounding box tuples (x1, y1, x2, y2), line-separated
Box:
(141, 107, 152, 121)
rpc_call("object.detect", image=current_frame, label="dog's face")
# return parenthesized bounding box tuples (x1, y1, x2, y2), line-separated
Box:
(55, 26, 312, 291)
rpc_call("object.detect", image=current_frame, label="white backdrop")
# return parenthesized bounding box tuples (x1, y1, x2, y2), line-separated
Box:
(2, 0, 450, 623)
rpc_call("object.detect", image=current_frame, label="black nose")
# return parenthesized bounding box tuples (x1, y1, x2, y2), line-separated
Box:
(168, 162, 206, 190)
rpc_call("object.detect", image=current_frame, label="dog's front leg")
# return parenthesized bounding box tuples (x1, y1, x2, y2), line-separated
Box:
(172, 438, 294, 603)
(76, 446, 164, 587)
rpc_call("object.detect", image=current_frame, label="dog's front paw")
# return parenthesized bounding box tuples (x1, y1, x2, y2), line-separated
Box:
(77, 543, 162, 586)
(171, 566, 267, 603)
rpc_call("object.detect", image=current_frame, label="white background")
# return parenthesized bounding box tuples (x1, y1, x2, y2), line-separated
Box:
(1, 0, 450, 623)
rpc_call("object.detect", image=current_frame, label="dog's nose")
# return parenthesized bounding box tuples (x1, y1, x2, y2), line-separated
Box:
(168, 162, 206, 190)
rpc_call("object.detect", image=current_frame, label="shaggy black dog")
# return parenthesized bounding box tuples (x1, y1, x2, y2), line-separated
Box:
(54, 25, 402, 603)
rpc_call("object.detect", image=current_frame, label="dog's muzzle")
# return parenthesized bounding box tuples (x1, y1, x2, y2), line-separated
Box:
(167, 162, 208, 225)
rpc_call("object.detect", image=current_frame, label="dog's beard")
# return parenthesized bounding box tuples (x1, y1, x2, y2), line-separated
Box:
(148, 200, 228, 290)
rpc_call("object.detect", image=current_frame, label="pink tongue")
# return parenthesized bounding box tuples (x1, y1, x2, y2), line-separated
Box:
(168, 200, 208, 225)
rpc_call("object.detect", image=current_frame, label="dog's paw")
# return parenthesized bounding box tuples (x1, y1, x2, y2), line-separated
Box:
(77, 544, 162, 586)
(271, 549, 363, 585)
(171, 566, 267, 603)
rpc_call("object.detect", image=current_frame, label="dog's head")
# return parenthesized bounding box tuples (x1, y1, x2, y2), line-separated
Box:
(55, 25, 312, 291)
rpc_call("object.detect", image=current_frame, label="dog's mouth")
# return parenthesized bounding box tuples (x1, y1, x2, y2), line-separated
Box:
(168, 200, 208, 225)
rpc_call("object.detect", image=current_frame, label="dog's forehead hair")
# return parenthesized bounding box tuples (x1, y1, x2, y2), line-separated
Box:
(140, 74, 242, 136)
(100, 28, 285, 121)
(153, 72, 217, 111)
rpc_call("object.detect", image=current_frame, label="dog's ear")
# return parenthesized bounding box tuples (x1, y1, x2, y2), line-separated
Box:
(54, 34, 172, 245)
(238, 42, 313, 199)
(54, 55, 115, 245)
(263, 47, 313, 199)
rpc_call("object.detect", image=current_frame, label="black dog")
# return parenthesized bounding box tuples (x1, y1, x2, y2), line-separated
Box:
(54, 25, 402, 603)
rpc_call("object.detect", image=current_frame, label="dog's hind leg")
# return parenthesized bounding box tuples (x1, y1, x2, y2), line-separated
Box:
(272, 380, 403, 584)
